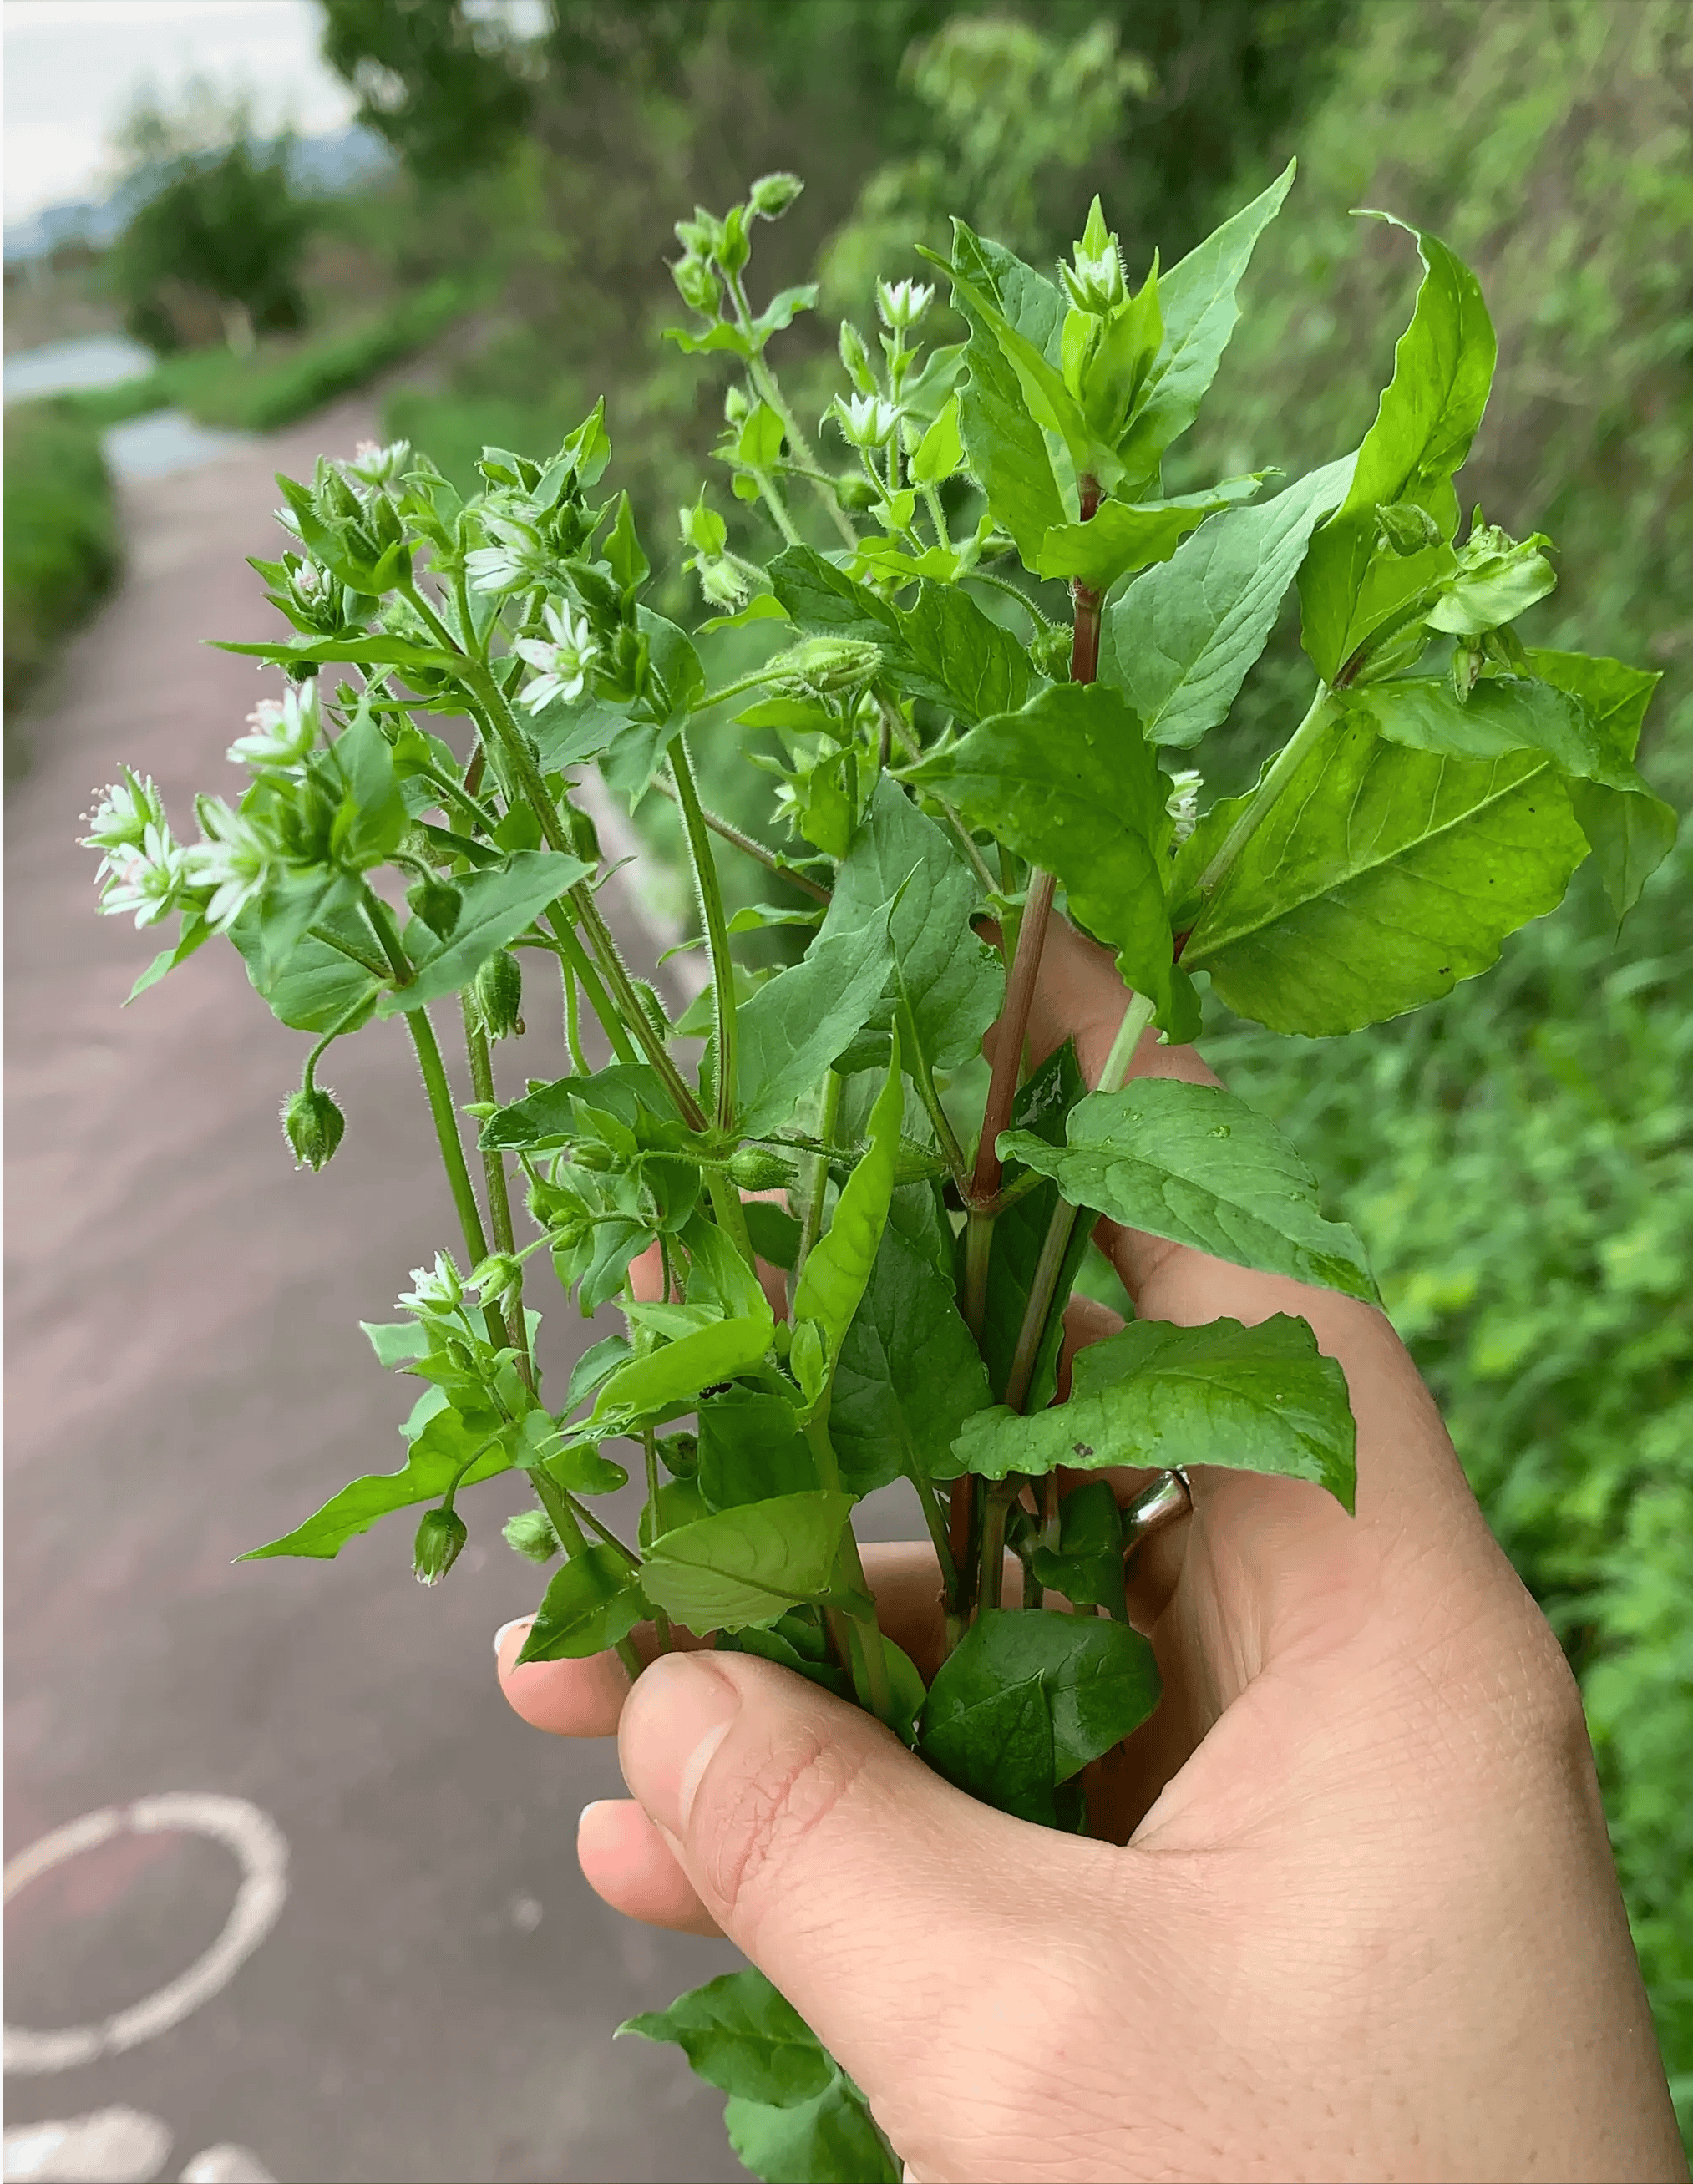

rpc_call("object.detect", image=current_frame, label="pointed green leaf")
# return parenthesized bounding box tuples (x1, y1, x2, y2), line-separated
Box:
(592, 1306, 774, 1425)
(793, 1029, 904, 1367)
(736, 911, 896, 1138)
(228, 905, 381, 1033)
(831, 1227, 993, 1497)
(1300, 220, 1496, 682)
(242, 1400, 507, 1560)
(1523, 649, 1675, 917)
(999, 1077, 1376, 1301)
(1184, 711, 1590, 1034)
(479, 1062, 676, 1152)
(920, 1609, 1160, 1820)
(903, 682, 1186, 1033)
(949, 1314, 1357, 1513)
(947, 227, 1069, 565)
(910, 396, 963, 485)
(893, 580, 1035, 723)
(819, 777, 1003, 1076)
(1345, 674, 1652, 790)
(619, 1969, 834, 2108)
(724, 2080, 898, 2184)
(515, 1542, 646, 1664)
(1115, 160, 1296, 479)
(1029, 1479, 1128, 1614)
(977, 1041, 1089, 1409)
(766, 546, 898, 645)
(1033, 476, 1266, 591)
(1098, 456, 1356, 747)
(698, 1391, 816, 1511)
(641, 1491, 853, 1631)
(377, 850, 589, 1016)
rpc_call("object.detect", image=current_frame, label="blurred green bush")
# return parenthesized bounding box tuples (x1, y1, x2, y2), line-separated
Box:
(4, 399, 119, 727)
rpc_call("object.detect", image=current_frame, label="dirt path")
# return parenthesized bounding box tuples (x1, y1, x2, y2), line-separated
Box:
(3, 403, 743, 2183)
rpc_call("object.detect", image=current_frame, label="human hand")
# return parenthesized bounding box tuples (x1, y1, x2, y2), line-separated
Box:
(498, 921, 1685, 2182)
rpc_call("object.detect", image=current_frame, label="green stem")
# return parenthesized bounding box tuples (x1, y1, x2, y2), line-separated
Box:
(1194, 684, 1333, 905)
(544, 906, 636, 1065)
(706, 1168, 757, 1270)
(463, 1001, 535, 1394)
(406, 1006, 489, 1267)
(748, 468, 802, 545)
(307, 923, 388, 981)
(1096, 989, 1158, 1099)
(650, 777, 832, 904)
(558, 945, 588, 1072)
(641, 1429, 674, 1653)
(879, 696, 997, 897)
(724, 270, 858, 549)
(302, 993, 371, 1092)
(966, 565, 1051, 631)
(527, 1463, 642, 1681)
(567, 883, 707, 1128)
(670, 732, 738, 1132)
(804, 1416, 895, 1730)
(359, 884, 413, 988)
(979, 1484, 1011, 1612)
(794, 1068, 843, 1285)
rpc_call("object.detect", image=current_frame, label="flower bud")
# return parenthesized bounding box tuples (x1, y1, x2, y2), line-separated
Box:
(1029, 623, 1072, 681)
(570, 1140, 616, 1173)
(722, 384, 751, 425)
(503, 1509, 559, 1564)
(671, 255, 721, 317)
(768, 636, 884, 697)
(474, 949, 525, 1041)
(565, 803, 601, 863)
(838, 320, 877, 396)
(1163, 768, 1203, 846)
(679, 496, 729, 556)
(631, 981, 671, 1043)
(727, 1146, 797, 1191)
(413, 1505, 468, 1585)
(1375, 500, 1443, 557)
(281, 1085, 345, 1171)
(748, 171, 803, 220)
(407, 876, 462, 940)
(469, 1251, 520, 1301)
(527, 1179, 590, 1244)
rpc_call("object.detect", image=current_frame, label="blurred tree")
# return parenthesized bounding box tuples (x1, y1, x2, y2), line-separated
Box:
(109, 94, 317, 352)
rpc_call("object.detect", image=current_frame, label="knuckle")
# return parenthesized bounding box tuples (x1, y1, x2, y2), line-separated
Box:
(693, 1715, 874, 1932)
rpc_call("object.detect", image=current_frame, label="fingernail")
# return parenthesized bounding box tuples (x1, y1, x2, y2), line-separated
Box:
(619, 1653, 740, 1837)
(494, 1616, 532, 1662)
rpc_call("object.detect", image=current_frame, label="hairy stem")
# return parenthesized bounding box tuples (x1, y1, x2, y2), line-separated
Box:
(670, 732, 738, 1131)
(794, 1067, 843, 1285)
(464, 1001, 535, 1395)
(651, 778, 832, 903)
(641, 1429, 674, 1653)
(406, 1007, 489, 1268)
(804, 1416, 896, 1730)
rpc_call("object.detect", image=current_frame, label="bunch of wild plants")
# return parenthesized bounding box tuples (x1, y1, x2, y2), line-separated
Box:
(88, 164, 1674, 2181)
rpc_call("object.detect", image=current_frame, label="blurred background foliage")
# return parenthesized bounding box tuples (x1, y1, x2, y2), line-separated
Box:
(13, 0, 1687, 2125)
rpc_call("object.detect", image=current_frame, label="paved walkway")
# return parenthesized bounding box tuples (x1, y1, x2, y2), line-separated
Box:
(4, 403, 745, 2182)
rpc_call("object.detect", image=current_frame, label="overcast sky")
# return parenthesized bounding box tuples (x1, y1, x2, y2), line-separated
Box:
(4, 0, 357, 220)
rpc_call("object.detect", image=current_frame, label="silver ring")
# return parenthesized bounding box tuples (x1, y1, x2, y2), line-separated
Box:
(1122, 1468, 1193, 1554)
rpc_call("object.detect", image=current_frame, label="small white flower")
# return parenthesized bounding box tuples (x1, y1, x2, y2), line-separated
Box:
(292, 558, 325, 600)
(345, 438, 412, 490)
(1164, 768, 1203, 845)
(97, 821, 191, 927)
(400, 1251, 464, 1316)
(82, 770, 168, 869)
(830, 392, 900, 449)
(1061, 241, 1126, 315)
(514, 601, 599, 712)
(876, 279, 934, 331)
(466, 514, 546, 595)
(228, 682, 320, 773)
(184, 799, 275, 931)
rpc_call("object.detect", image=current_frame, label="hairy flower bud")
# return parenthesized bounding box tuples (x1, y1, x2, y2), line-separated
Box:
(671, 254, 721, 317)
(768, 636, 884, 697)
(1375, 501, 1443, 557)
(474, 949, 525, 1041)
(838, 320, 877, 396)
(407, 876, 462, 940)
(1029, 623, 1072, 681)
(468, 1251, 520, 1302)
(727, 1146, 797, 1191)
(527, 1179, 590, 1245)
(281, 1085, 346, 1171)
(413, 1505, 467, 1585)
(722, 384, 751, 426)
(503, 1509, 559, 1564)
(748, 171, 803, 220)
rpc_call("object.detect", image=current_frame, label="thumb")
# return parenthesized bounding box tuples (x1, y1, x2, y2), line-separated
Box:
(617, 1649, 1123, 2152)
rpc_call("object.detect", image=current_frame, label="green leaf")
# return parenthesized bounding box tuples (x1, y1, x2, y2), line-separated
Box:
(1184, 711, 1590, 1035)
(592, 1307, 774, 1426)
(619, 1969, 834, 2109)
(480, 1063, 676, 1151)
(831, 1226, 993, 1497)
(724, 2079, 897, 2184)
(1299, 220, 1496, 682)
(767, 546, 898, 646)
(514, 1542, 646, 1664)
(736, 910, 896, 1138)
(641, 1491, 852, 1631)
(910, 396, 963, 485)
(215, 632, 462, 675)
(1033, 476, 1266, 591)
(951, 1314, 1357, 1513)
(698, 1391, 816, 1510)
(242, 1401, 507, 1560)
(1000, 1077, 1376, 1301)
(228, 906, 381, 1033)
(819, 777, 1002, 1077)
(793, 1031, 904, 1369)
(976, 1041, 1090, 1409)
(604, 490, 650, 591)
(941, 247, 1106, 492)
(1524, 649, 1675, 917)
(893, 580, 1035, 724)
(329, 706, 408, 868)
(362, 1320, 431, 1369)
(1346, 674, 1651, 790)
(126, 911, 212, 1001)
(919, 1609, 1161, 1822)
(377, 851, 589, 1016)
(1098, 456, 1356, 747)
(1029, 1479, 1128, 1614)
(737, 402, 787, 471)
(745, 1200, 803, 1270)
(904, 682, 1187, 1033)
(1115, 160, 1296, 479)
(947, 229, 1068, 565)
